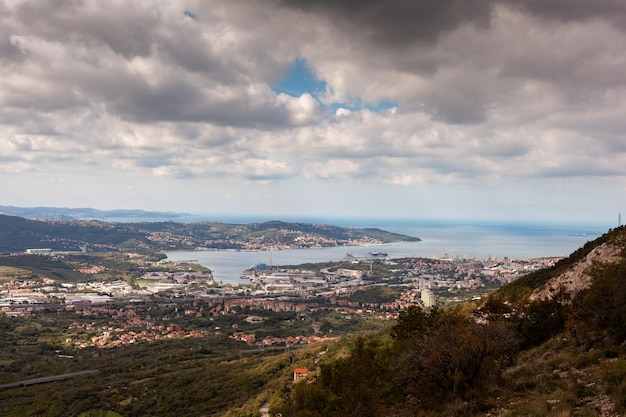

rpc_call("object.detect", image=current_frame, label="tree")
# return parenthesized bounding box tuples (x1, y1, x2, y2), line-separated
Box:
(395, 311, 519, 412)
(273, 336, 394, 417)
(570, 260, 626, 346)
(390, 305, 441, 341)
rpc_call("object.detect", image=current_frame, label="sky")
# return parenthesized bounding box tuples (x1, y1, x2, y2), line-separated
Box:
(1, 0, 626, 225)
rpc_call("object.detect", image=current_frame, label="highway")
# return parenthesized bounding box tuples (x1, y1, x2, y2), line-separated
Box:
(0, 369, 98, 389)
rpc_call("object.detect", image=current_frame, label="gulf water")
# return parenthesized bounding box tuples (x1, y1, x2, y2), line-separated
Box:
(164, 218, 612, 285)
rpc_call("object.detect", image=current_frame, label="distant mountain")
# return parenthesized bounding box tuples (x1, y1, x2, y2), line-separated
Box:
(0, 214, 420, 254)
(0, 205, 188, 221)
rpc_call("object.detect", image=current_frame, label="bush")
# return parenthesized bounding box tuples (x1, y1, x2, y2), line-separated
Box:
(569, 259, 626, 347)
(603, 359, 626, 412)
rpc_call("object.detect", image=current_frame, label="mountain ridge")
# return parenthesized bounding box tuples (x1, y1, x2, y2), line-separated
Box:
(529, 241, 623, 301)
(0, 205, 189, 221)
(0, 213, 420, 254)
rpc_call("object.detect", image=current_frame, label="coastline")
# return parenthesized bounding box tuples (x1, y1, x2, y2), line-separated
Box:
(165, 221, 607, 285)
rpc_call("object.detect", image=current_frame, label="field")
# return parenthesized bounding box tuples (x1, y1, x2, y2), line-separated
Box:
(0, 266, 33, 281)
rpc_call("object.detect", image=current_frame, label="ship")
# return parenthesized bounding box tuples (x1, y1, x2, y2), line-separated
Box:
(368, 251, 388, 259)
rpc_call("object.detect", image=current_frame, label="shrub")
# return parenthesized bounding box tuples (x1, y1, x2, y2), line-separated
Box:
(603, 359, 626, 412)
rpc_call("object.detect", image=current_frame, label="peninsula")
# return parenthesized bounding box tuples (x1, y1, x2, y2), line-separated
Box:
(0, 213, 420, 254)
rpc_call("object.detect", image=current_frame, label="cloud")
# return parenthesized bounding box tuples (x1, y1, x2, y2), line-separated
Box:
(303, 159, 361, 179)
(2, 0, 626, 220)
(276, 0, 495, 46)
(0, 159, 32, 174)
(515, 0, 626, 29)
(234, 158, 298, 181)
(0, 1, 319, 129)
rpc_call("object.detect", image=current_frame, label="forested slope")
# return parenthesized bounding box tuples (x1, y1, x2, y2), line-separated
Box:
(272, 226, 626, 416)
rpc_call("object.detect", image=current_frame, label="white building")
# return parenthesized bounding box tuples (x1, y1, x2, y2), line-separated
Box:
(421, 289, 436, 308)
(25, 248, 52, 255)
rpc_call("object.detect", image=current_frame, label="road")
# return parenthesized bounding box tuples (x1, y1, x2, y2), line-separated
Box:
(0, 369, 99, 389)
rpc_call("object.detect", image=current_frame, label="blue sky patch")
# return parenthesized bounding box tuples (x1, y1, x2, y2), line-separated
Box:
(273, 59, 397, 113)
(366, 99, 397, 112)
(184, 10, 197, 20)
(272, 59, 326, 98)
(330, 98, 398, 114)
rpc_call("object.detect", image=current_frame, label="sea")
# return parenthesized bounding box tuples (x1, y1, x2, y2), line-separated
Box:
(161, 218, 613, 285)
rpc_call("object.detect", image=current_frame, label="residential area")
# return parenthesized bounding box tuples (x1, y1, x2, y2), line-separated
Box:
(0, 249, 559, 353)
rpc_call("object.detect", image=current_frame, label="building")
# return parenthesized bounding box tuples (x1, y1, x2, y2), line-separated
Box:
(293, 368, 310, 382)
(421, 289, 436, 308)
(25, 248, 52, 255)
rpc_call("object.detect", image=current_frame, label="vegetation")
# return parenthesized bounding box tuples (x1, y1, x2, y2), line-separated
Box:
(0, 300, 341, 417)
(3, 225, 626, 415)
(0, 254, 89, 283)
(272, 307, 520, 416)
(569, 257, 626, 348)
(0, 266, 33, 281)
(0, 252, 190, 284)
(0, 335, 302, 416)
(0, 214, 419, 254)
(495, 227, 624, 303)
(78, 411, 124, 417)
(272, 226, 626, 416)
(347, 286, 402, 304)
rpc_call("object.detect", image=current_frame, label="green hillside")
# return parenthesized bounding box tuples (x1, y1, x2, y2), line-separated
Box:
(271, 226, 626, 416)
(492, 227, 624, 303)
(0, 214, 419, 254)
(4, 219, 625, 416)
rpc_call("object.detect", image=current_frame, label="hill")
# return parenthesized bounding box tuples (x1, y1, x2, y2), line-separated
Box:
(492, 226, 626, 303)
(0, 214, 419, 253)
(1, 225, 625, 416)
(0, 205, 189, 221)
(271, 226, 626, 416)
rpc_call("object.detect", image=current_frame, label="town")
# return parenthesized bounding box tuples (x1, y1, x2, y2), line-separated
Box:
(0, 249, 559, 351)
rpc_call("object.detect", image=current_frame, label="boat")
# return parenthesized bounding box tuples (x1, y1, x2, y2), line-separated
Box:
(368, 251, 388, 259)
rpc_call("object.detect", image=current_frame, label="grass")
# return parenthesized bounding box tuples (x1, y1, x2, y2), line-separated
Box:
(0, 266, 33, 281)
(133, 279, 156, 284)
(78, 410, 123, 417)
(602, 358, 626, 412)
(492, 335, 619, 417)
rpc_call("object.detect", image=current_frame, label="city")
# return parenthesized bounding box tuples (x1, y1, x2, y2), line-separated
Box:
(0, 249, 559, 352)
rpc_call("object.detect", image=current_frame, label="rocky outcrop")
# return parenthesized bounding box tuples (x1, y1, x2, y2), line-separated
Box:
(529, 243, 623, 301)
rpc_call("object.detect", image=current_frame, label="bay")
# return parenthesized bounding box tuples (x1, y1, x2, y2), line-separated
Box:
(165, 219, 610, 285)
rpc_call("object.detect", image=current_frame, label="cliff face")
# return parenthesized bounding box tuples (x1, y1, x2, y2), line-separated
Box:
(529, 241, 623, 301)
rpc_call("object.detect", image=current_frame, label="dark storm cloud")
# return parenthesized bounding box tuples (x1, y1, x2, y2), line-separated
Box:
(273, 0, 626, 126)
(276, 0, 495, 46)
(516, 0, 626, 28)
(277, 0, 626, 46)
